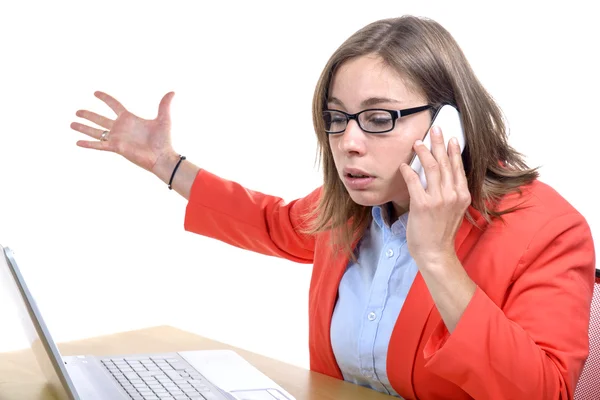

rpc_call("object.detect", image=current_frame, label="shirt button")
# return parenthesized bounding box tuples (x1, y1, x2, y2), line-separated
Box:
(386, 248, 394, 258)
(367, 312, 377, 321)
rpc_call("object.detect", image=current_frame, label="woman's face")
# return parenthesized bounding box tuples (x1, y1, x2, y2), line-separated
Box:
(327, 55, 432, 214)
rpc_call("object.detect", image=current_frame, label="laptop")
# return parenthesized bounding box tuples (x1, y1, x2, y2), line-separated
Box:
(1, 244, 295, 400)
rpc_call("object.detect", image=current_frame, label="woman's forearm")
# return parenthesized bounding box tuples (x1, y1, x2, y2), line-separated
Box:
(417, 253, 477, 333)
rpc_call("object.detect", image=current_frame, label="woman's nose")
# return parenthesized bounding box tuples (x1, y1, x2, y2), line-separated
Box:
(338, 120, 367, 155)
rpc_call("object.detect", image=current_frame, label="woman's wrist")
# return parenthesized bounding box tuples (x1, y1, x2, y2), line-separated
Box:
(152, 150, 201, 200)
(152, 151, 182, 185)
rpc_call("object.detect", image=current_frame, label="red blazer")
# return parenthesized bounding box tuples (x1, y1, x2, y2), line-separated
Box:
(184, 169, 595, 400)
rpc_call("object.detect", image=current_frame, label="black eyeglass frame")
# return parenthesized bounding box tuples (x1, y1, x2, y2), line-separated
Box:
(323, 104, 434, 134)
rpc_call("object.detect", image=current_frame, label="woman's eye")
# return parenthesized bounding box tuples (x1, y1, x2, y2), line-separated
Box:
(366, 114, 392, 125)
(370, 117, 391, 126)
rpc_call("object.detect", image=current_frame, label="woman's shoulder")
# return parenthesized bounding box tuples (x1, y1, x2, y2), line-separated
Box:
(482, 179, 592, 249)
(496, 179, 587, 224)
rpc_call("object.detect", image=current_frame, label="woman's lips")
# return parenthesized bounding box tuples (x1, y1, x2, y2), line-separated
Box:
(343, 168, 375, 190)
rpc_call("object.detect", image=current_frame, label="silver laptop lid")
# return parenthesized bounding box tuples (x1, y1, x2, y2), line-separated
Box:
(1, 244, 80, 400)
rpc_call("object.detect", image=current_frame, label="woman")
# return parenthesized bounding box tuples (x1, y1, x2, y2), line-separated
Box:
(70, 15, 595, 400)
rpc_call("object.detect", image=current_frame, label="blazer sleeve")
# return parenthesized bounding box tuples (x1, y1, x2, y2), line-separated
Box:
(422, 212, 596, 399)
(183, 169, 319, 263)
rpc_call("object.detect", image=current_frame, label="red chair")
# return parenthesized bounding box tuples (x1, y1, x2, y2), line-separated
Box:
(574, 269, 600, 399)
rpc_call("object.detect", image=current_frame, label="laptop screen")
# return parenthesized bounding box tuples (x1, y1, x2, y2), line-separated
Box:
(0, 245, 79, 400)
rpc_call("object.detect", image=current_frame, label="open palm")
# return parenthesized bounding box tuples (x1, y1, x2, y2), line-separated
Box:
(70, 91, 176, 172)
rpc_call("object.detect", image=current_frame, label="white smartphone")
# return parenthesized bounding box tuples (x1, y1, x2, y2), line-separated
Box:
(409, 104, 466, 189)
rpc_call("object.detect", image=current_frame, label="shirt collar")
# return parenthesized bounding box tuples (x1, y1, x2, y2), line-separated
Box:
(372, 203, 409, 236)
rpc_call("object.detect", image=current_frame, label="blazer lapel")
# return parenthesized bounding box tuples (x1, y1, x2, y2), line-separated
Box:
(311, 234, 361, 378)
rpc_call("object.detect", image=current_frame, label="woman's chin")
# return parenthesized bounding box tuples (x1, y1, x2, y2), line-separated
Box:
(347, 189, 387, 207)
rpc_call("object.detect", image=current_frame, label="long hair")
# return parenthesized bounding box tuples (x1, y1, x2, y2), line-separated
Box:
(304, 15, 538, 255)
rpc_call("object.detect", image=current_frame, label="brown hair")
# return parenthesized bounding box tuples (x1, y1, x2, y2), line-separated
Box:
(304, 15, 538, 255)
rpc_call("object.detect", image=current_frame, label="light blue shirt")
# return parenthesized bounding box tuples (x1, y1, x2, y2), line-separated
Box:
(330, 205, 418, 397)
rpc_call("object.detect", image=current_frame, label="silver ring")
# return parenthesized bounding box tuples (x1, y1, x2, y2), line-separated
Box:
(100, 130, 109, 142)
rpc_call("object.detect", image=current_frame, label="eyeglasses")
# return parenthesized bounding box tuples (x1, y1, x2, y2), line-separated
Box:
(323, 104, 433, 134)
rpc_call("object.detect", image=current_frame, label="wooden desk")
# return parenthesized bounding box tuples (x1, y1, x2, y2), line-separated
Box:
(0, 325, 393, 400)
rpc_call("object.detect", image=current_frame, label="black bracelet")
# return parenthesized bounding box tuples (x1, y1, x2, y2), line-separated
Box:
(168, 155, 186, 190)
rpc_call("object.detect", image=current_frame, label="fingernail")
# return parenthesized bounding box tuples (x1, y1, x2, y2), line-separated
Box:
(432, 126, 441, 136)
(415, 139, 423, 146)
(451, 137, 458, 146)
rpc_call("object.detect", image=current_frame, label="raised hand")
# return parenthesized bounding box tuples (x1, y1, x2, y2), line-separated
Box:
(70, 91, 177, 173)
(399, 125, 471, 265)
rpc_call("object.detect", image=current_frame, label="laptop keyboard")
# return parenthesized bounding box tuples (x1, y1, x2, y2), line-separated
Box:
(100, 356, 224, 400)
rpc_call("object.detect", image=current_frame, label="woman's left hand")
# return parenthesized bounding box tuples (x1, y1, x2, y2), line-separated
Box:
(400, 125, 471, 267)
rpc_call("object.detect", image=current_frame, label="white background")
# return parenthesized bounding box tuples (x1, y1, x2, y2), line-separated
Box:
(0, 1, 598, 371)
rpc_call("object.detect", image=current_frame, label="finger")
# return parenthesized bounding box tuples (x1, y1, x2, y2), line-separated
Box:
(450, 137, 468, 188)
(400, 163, 427, 204)
(157, 91, 175, 123)
(75, 110, 114, 130)
(429, 126, 453, 188)
(94, 91, 127, 115)
(70, 122, 106, 140)
(76, 140, 111, 151)
(413, 138, 441, 195)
